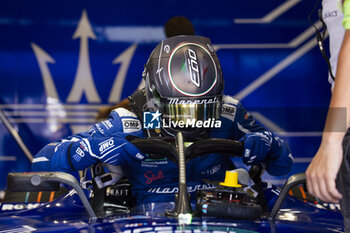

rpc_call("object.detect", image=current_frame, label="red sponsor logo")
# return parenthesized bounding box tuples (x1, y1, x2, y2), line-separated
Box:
(144, 170, 164, 184)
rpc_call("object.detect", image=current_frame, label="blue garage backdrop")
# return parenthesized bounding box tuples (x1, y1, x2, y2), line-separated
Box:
(0, 0, 332, 193)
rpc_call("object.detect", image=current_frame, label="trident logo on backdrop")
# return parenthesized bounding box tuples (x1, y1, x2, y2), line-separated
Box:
(31, 10, 137, 104)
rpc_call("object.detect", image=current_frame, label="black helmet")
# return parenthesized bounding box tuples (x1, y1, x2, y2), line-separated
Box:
(143, 35, 224, 137)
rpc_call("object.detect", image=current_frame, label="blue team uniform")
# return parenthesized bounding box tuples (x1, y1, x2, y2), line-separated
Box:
(32, 95, 293, 205)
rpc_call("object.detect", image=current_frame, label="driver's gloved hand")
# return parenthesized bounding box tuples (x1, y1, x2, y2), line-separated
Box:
(240, 131, 293, 176)
(240, 131, 273, 165)
(66, 136, 144, 171)
(265, 136, 293, 176)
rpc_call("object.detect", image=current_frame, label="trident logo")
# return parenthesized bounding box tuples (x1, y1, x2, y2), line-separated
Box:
(31, 10, 137, 104)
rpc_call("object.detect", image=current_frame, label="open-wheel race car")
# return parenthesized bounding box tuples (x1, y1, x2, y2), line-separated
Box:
(0, 132, 344, 233)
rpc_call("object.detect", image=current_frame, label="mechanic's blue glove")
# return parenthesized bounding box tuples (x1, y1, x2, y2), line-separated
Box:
(240, 131, 293, 176)
(67, 136, 144, 170)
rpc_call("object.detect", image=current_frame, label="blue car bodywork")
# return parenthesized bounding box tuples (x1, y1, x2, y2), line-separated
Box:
(0, 151, 343, 233)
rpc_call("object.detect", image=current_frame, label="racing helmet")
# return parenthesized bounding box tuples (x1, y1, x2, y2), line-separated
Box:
(143, 35, 224, 137)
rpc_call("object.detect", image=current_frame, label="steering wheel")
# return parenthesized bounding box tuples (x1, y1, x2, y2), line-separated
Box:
(129, 137, 243, 161)
(129, 137, 263, 180)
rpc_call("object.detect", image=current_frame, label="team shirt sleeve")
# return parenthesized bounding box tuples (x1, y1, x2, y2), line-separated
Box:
(343, 0, 350, 29)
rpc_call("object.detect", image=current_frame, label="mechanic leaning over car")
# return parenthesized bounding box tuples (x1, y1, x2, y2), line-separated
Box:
(306, 0, 350, 232)
(31, 35, 293, 205)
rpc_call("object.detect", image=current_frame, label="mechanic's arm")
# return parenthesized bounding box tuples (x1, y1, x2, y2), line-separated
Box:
(234, 102, 293, 176)
(306, 30, 350, 203)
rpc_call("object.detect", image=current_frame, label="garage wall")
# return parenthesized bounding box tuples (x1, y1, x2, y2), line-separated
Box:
(0, 0, 331, 189)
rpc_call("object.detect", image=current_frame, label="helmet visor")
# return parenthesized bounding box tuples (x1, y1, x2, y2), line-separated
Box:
(160, 96, 222, 124)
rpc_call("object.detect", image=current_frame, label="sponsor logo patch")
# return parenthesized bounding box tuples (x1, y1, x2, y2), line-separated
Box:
(144, 170, 164, 184)
(73, 141, 89, 162)
(135, 153, 144, 160)
(201, 164, 221, 175)
(95, 123, 105, 135)
(88, 128, 97, 136)
(73, 153, 81, 162)
(122, 118, 142, 133)
(221, 104, 236, 121)
(168, 42, 217, 97)
(102, 120, 113, 130)
(75, 147, 85, 158)
(141, 159, 168, 168)
(323, 10, 338, 19)
(147, 183, 215, 194)
(98, 138, 115, 154)
(106, 186, 129, 197)
(187, 48, 200, 88)
(80, 141, 89, 152)
(0, 203, 44, 211)
(168, 96, 219, 105)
